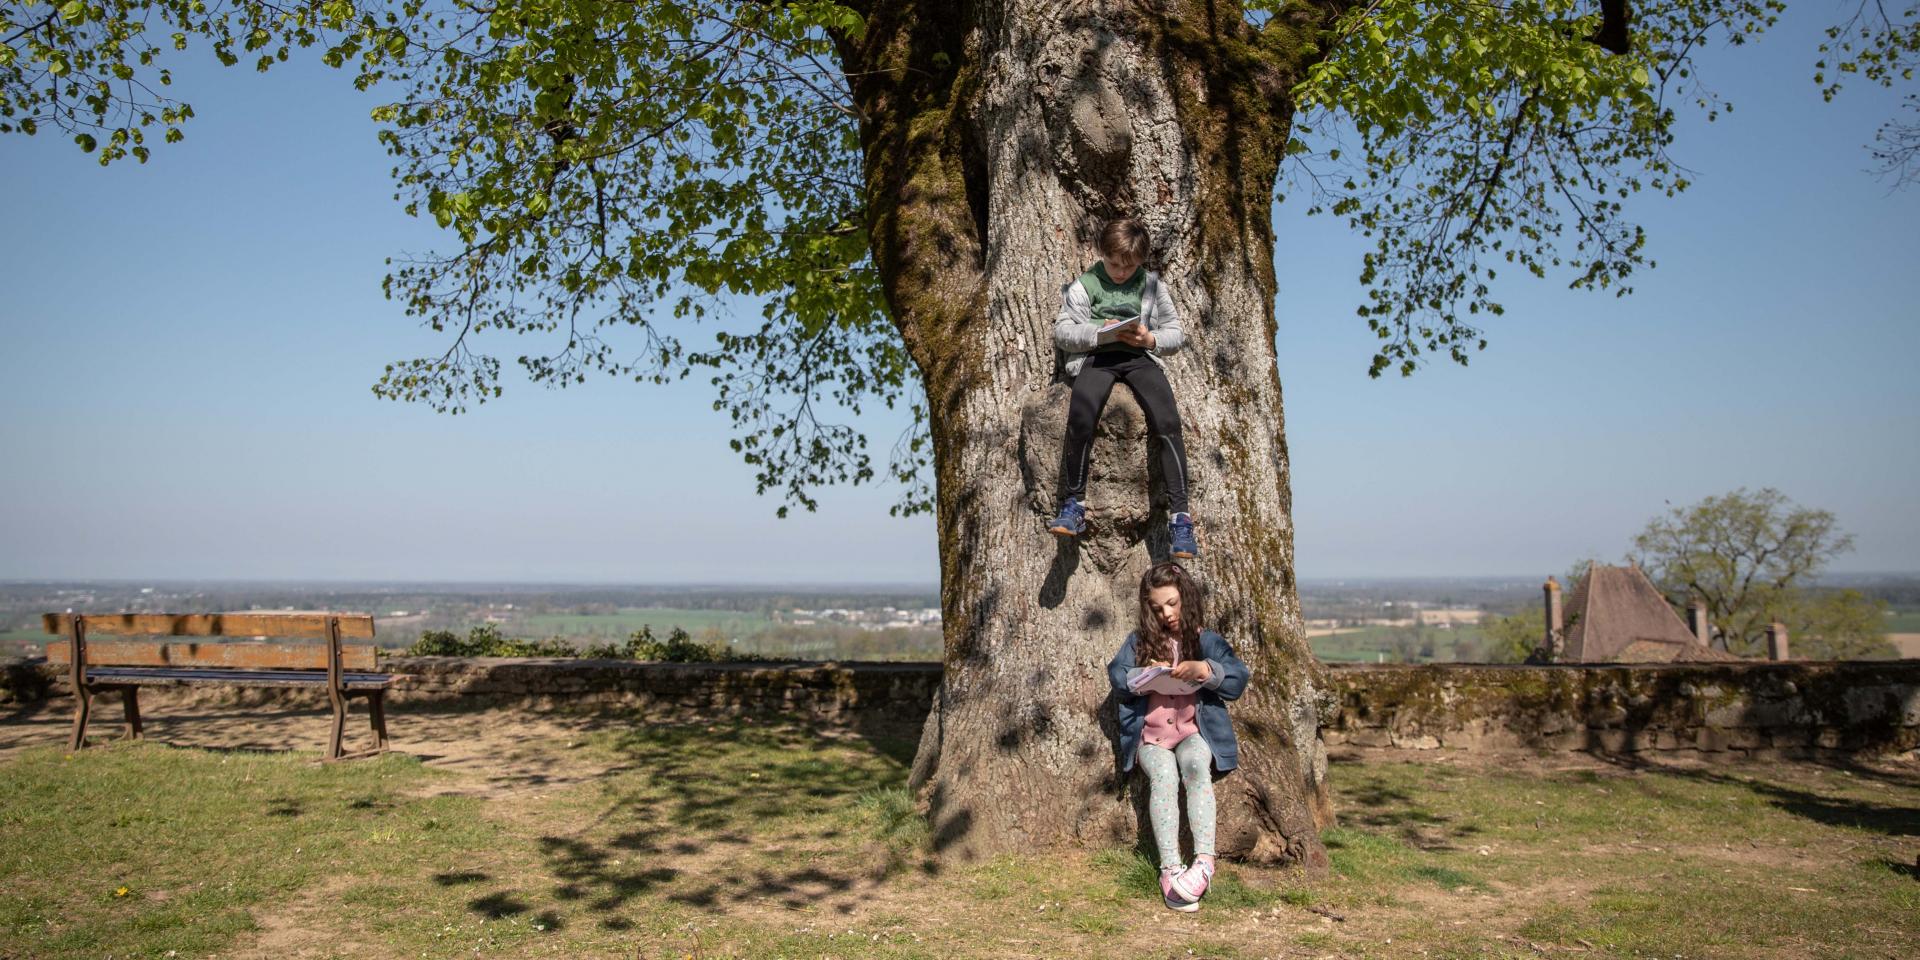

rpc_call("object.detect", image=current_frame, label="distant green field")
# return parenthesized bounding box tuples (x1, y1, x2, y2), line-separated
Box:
(1310, 624, 1490, 664)
(1885, 610, 1920, 633)
(510, 607, 772, 639)
(0, 628, 48, 657)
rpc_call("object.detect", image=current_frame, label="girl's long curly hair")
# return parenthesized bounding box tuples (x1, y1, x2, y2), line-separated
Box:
(1134, 562, 1204, 665)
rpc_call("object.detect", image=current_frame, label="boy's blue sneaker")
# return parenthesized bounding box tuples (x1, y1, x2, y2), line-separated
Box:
(1048, 498, 1087, 537)
(1170, 513, 1199, 558)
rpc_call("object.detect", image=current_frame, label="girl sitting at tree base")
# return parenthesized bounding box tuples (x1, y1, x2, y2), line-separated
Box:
(1107, 562, 1251, 910)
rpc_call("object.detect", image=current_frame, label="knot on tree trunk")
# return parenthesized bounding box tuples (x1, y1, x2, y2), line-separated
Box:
(1041, 39, 1137, 218)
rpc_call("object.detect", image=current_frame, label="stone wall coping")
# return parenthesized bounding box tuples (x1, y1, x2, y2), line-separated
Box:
(379, 656, 942, 673)
(1324, 659, 1920, 671)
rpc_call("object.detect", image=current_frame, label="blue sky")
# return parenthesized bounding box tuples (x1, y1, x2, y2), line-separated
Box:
(2, 6, 1915, 582)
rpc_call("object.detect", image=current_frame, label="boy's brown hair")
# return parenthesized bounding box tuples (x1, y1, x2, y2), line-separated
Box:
(1097, 218, 1151, 265)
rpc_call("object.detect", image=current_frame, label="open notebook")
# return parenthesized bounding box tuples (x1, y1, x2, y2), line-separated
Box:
(1095, 313, 1143, 345)
(1127, 665, 1204, 696)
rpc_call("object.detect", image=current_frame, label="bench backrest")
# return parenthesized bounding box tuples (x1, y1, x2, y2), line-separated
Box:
(42, 613, 379, 672)
(45, 641, 379, 671)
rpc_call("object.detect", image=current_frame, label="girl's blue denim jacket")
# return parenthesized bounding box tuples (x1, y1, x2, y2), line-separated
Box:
(1107, 629, 1251, 773)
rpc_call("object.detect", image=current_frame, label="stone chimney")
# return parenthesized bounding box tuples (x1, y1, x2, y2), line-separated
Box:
(1767, 621, 1790, 661)
(1688, 601, 1711, 645)
(1542, 577, 1564, 661)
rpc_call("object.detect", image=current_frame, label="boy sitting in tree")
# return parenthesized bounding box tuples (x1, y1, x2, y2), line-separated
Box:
(1049, 218, 1197, 559)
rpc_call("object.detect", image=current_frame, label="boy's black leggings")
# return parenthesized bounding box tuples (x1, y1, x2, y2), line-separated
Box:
(1059, 352, 1191, 515)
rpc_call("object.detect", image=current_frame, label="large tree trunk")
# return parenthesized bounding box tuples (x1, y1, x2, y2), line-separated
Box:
(842, 0, 1333, 866)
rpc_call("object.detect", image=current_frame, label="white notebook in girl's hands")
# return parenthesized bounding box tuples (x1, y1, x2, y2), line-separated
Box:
(1128, 665, 1204, 696)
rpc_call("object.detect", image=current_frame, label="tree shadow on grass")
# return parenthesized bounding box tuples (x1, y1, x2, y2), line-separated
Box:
(1335, 769, 1482, 850)
(468, 720, 923, 927)
(0, 698, 58, 750)
(1730, 778, 1920, 836)
(1806, 757, 1920, 793)
(1600, 757, 1920, 838)
(465, 890, 566, 931)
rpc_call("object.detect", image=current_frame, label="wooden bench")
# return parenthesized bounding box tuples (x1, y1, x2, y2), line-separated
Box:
(43, 612, 394, 761)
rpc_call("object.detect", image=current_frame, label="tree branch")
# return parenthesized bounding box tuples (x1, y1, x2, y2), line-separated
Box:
(1590, 0, 1632, 55)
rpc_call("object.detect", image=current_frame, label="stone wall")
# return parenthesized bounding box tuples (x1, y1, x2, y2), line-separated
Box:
(11, 655, 1919, 759)
(9, 655, 944, 743)
(1324, 660, 1920, 758)
(384, 656, 940, 740)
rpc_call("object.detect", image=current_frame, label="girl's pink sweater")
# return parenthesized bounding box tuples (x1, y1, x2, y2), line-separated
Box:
(1141, 646, 1200, 749)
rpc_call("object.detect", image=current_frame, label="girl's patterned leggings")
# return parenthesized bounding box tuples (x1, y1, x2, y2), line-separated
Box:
(1137, 734, 1216, 869)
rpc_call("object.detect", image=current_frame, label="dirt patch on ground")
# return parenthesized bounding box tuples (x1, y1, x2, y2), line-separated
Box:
(231, 876, 399, 960)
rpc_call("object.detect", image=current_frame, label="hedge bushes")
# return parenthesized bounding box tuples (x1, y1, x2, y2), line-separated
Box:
(405, 623, 754, 662)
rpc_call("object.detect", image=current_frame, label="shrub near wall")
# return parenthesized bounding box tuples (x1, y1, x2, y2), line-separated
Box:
(2, 656, 51, 705)
(406, 623, 751, 661)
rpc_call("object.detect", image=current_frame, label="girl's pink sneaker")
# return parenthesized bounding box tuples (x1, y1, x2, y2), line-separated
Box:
(1171, 857, 1215, 902)
(1160, 867, 1200, 912)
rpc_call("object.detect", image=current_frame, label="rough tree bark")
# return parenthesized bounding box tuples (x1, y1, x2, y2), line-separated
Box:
(837, 0, 1337, 866)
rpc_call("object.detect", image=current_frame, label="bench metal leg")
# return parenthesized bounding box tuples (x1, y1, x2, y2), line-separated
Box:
(121, 687, 142, 740)
(326, 696, 347, 762)
(68, 686, 93, 751)
(368, 691, 389, 752)
(323, 615, 347, 762)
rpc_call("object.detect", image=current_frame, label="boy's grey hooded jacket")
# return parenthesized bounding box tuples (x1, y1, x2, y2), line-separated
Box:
(1053, 270, 1185, 378)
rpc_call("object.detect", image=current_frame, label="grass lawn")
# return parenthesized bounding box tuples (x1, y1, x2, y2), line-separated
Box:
(1, 712, 1914, 959)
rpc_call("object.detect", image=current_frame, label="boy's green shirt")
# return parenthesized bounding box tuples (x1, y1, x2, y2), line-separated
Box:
(1079, 261, 1147, 322)
(1079, 262, 1149, 355)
